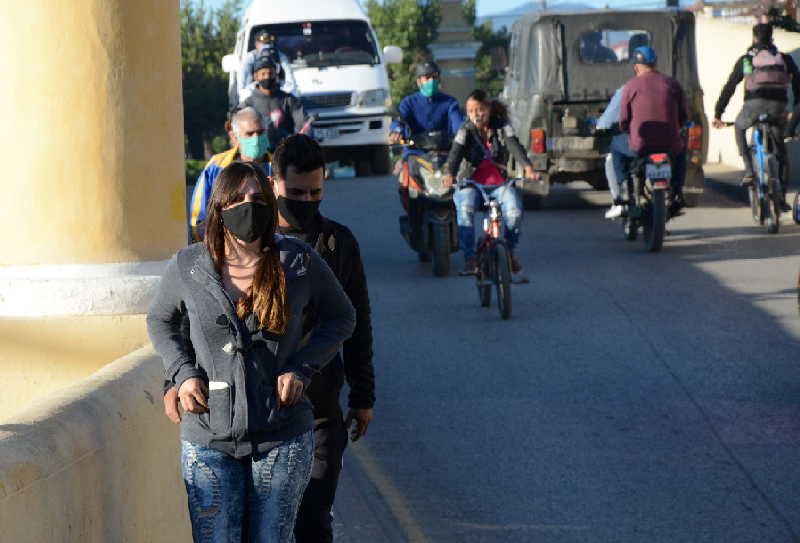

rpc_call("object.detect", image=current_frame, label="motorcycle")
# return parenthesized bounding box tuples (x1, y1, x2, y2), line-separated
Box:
(394, 132, 458, 277)
(621, 152, 674, 252)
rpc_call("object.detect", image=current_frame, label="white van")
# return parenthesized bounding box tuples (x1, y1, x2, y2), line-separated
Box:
(222, 0, 403, 175)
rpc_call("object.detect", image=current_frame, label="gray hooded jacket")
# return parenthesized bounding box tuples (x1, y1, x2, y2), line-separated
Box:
(147, 236, 356, 458)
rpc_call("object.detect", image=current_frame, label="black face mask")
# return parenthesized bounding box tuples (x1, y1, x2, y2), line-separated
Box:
(277, 197, 321, 231)
(221, 202, 271, 243)
(259, 78, 278, 91)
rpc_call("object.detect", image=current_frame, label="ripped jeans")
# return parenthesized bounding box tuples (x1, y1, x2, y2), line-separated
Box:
(181, 431, 314, 543)
(453, 182, 523, 260)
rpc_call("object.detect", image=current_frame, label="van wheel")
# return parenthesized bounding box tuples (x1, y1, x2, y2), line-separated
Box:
(355, 158, 372, 177)
(371, 146, 392, 175)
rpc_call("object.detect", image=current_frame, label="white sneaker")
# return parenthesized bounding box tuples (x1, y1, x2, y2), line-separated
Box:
(605, 204, 623, 219)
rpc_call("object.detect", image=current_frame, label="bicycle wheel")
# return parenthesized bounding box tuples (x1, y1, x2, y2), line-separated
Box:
(494, 242, 512, 320)
(477, 249, 492, 307)
(766, 156, 781, 234)
(642, 191, 666, 253)
(767, 195, 780, 234)
(748, 185, 763, 225)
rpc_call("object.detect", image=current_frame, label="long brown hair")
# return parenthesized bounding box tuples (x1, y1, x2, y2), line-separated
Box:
(204, 161, 288, 334)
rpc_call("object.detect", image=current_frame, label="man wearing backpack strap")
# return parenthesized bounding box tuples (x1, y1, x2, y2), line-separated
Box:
(713, 23, 800, 210)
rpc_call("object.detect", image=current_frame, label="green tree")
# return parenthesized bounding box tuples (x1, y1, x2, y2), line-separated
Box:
(473, 22, 510, 98)
(181, 0, 243, 159)
(366, 0, 442, 105)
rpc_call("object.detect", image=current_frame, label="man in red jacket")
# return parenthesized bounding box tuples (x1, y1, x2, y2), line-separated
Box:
(619, 46, 689, 214)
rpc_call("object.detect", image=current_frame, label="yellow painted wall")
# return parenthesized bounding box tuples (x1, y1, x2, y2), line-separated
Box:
(696, 16, 800, 178)
(0, 316, 149, 422)
(0, 0, 186, 266)
(0, 347, 191, 542)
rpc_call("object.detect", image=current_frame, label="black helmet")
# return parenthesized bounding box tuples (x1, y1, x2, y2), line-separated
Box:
(254, 52, 277, 73)
(415, 61, 441, 78)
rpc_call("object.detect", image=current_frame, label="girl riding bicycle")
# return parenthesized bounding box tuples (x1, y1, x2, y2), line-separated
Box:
(443, 90, 537, 275)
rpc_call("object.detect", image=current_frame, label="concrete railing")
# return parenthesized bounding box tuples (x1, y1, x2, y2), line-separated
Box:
(0, 346, 190, 542)
(696, 16, 800, 178)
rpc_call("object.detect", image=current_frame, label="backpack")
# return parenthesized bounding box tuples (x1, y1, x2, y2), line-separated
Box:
(745, 49, 790, 91)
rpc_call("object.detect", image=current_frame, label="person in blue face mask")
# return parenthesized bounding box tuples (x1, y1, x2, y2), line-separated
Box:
(189, 106, 274, 242)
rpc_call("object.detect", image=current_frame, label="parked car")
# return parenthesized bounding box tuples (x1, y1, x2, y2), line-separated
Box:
(503, 10, 708, 207)
(222, 0, 403, 176)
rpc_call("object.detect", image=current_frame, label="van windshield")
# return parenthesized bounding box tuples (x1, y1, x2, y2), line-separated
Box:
(579, 30, 651, 64)
(251, 21, 379, 68)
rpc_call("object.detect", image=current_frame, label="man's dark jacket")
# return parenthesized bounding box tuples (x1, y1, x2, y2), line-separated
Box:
(301, 215, 375, 416)
(714, 44, 800, 120)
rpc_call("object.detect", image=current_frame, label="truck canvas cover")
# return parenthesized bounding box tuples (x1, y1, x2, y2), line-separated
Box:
(509, 10, 701, 102)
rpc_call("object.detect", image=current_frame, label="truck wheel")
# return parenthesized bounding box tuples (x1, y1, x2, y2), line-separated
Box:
(523, 194, 543, 210)
(684, 165, 704, 208)
(371, 146, 392, 175)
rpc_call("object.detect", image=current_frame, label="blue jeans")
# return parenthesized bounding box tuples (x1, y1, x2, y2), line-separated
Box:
(610, 135, 635, 199)
(453, 183, 522, 260)
(181, 431, 314, 543)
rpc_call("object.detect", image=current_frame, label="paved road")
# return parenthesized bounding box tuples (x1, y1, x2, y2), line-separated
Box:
(323, 167, 800, 542)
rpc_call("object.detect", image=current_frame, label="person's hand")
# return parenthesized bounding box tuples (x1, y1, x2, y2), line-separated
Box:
(442, 174, 454, 188)
(712, 118, 725, 129)
(178, 377, 208, 415)
(164, 386, 182, 424)
(523, 165, 540, 180)
(277, 372, 305, 407)
(345, 408, 373, 442)
(388, 132, 402, 145)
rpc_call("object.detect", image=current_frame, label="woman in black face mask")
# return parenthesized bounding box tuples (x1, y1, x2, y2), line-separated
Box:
(147, 161, 355, 542)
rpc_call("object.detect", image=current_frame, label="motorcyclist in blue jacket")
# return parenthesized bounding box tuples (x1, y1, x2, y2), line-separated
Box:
(389, 61, 463, 211)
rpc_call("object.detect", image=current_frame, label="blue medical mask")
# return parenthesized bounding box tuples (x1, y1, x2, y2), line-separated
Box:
(239, 133, 269, 159)
(419, 79, 440, 98)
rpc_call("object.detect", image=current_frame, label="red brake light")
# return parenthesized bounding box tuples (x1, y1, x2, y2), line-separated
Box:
(688, 124, 703, 151)
(650, 153, 668, 163)
(531, 129, 546, 154)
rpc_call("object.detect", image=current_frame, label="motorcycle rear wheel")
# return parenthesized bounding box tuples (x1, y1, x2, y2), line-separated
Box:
(643, 190, 666, 253)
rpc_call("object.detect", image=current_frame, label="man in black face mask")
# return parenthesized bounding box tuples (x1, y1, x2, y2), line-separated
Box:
(271, 134, 375, 543)
(241, 55, 310, 151)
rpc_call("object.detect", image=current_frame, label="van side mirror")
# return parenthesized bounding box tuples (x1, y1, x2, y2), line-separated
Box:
(383, 46, 403, 65)
(222, 54, 240, 74)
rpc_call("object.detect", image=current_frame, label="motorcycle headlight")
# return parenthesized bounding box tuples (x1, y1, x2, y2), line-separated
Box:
(358, 89, 390, 107)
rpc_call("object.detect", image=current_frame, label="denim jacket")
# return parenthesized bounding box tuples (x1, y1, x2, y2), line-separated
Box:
(147, 237, 355, 458)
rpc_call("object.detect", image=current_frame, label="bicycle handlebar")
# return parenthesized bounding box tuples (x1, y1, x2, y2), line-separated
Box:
(457, 178, 528, 204)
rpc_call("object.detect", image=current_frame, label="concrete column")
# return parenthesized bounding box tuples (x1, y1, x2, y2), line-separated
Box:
(0, 0, 186, 418)
(431, 0, 481, 105)
(0, 0, 186, 316)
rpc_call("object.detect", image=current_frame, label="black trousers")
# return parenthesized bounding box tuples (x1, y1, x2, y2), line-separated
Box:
(735, 99, 789, 191)
(294, 411, 349, 543)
